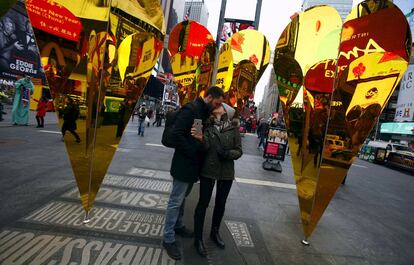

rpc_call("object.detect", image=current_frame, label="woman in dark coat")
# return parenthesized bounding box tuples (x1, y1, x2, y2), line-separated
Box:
(193, 103, 243, 257)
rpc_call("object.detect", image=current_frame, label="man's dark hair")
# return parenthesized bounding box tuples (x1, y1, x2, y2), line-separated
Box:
(205, 86, 224, 99)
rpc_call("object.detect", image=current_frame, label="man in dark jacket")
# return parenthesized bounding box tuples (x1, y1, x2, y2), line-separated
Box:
(163, 86, 224, 260)
(257, 118, 269, 149)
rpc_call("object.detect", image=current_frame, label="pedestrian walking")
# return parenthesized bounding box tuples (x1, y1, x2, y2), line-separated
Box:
(193, 103, 242, 257)
(61, 97, 80, 143)
(153, 107, 162, 127)
(162, 86, 224, 261)
(257, 118, 269, 149)
(147, 108, 153, 127)
(137, 103, 147, 136)
(34, 97, 47, 128)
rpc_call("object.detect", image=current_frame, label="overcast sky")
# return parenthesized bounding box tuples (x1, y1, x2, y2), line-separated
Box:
(202, 0, 414, 104)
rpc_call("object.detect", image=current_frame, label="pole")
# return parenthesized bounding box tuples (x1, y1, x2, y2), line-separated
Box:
(215, 0, 227, 47)
(212, 0, 227, 85)
(254, 0, 263, 29)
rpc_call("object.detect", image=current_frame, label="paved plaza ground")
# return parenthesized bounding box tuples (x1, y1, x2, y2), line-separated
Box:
(0, 111, 414, 265)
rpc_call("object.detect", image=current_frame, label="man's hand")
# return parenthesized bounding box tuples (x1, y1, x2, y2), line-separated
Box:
(191, 126, 203, 142)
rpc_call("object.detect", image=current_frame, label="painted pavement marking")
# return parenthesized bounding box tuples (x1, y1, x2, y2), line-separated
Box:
(62, 187, 169, 210)
(38, 130, 61, 134)
(225, 221, 254, 248)
(23, 201, 166, 239)
(103, 174, 172, 193)
(235, 177, 296, 190)
(0, 229, 176, 265)
(124, 167, 172, 181)
(116, 148, 131, 153)
(145, 143, 166, 148)
(352, 164, 368, 168)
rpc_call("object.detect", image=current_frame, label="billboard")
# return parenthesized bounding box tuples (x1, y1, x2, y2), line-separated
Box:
(0, 1, 44, 82)
(395, 64, 414, 121)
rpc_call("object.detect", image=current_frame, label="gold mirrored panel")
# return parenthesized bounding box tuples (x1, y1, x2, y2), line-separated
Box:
(311, 1, 412, 238)
(27, 0, 164, 212)
(216, 29, 270, 109)
(274, 5, 342, 237)
(168, 20, 216, 105)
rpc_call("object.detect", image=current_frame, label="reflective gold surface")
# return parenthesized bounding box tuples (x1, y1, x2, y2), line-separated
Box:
(50, 0, 166, 35)
(274, 6, 342, 236)
(275, 1, 411, 238)
(311, 1, 412, 237)
(168, 20, 216, 105)
(216, 29, 270, 109)
(28, 0, 164, 211)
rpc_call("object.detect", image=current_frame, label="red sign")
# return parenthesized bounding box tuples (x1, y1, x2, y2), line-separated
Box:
(304, 59, 336, 93)
(266, 142, 279, 156)
(26, 0, 82, 42)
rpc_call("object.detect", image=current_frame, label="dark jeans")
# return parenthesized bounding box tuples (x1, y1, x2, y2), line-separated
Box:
(258, 134, 266, 148)
(194, 177, 233, 239)
(36, 116, 44, 127)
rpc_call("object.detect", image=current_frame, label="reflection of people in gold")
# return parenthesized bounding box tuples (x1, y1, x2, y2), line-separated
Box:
(62, 97, 81, 143)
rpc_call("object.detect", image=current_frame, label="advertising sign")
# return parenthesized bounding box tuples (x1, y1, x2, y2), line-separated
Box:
(0, 1, 44, 82)
(380, 122, 414, 134)
(26, 0, 82, 42)
(263, 127, 288, 161)
(395, 64, 414, 121)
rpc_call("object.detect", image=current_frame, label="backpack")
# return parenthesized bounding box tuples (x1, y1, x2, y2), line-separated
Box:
(162, 103, 195, 148)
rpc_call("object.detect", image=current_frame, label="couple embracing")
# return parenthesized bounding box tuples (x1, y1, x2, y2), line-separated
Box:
(162, 86, 243, 260)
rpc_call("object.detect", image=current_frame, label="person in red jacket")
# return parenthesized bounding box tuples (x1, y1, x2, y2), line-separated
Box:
(34, 97, 47, 128)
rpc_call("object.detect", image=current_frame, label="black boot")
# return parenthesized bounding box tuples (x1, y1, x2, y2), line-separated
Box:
(162, 241, 181, 260)
(210, 227, 225, 249)
(194, 239, 207, 257)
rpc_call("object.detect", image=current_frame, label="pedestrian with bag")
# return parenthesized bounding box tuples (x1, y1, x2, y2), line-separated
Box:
(162, 86, 224, 260)
(193, 103, 242, 257)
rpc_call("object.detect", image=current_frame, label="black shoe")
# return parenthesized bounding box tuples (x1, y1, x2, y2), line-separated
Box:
(175, 226, 194, 238)
(162, 241, 181, 260)
(76, 139, 81, 143)
(194, 239, 207, 257)
(210, 227, 225, 249)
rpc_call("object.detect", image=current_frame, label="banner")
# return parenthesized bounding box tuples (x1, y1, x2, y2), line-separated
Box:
(0, 1, 43, 82)
(395, 64, 414, 121)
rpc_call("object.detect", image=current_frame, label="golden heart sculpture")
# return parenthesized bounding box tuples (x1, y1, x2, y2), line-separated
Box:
(274, 0, 412, 240)
(26, 0, 165, 215)
(168, 21, 271, 110)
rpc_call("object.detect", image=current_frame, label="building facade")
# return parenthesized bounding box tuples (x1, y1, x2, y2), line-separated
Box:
(302, 0, 353, 21)
(260, 67, 280, 120)
(184, 0, 209, 26)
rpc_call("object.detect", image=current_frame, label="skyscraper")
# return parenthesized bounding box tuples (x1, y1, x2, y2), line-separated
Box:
(184, 0, 209, 26)
(302, 0, 353, 21)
